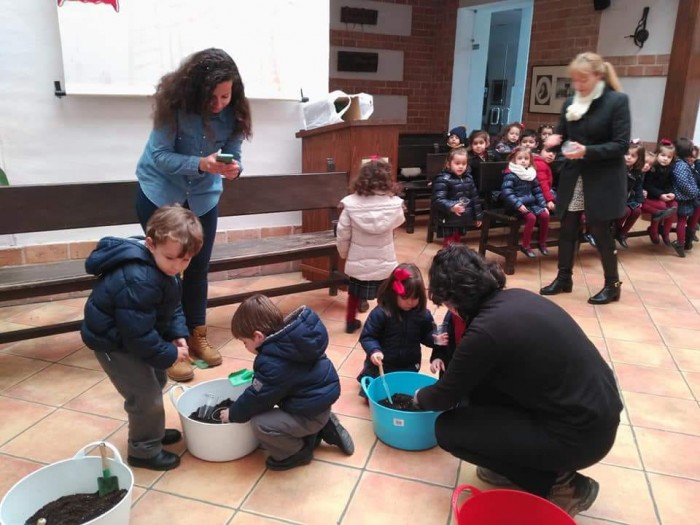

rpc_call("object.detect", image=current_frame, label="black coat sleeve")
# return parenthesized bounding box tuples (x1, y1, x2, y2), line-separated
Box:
(584, 93, 631, 162)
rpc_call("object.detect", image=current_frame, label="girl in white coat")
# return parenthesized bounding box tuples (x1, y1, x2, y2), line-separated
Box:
(337, 160, 406, 333)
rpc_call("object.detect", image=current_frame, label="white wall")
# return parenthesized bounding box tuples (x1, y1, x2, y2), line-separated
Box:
(0, 0, 322, 247)
(598, 0, 678, 56)
(621, 77, 667, 142)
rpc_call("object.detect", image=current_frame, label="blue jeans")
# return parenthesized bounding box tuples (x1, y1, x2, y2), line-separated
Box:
(135, 187, 218, 330)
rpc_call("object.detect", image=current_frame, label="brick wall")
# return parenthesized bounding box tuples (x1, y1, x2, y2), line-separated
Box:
(0, 226, 303, 278)
(329, 0, 459, 133)
(522, 0, 603, 130)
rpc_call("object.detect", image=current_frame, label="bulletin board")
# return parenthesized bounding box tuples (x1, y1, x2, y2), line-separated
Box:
(56, 0, 329, 100)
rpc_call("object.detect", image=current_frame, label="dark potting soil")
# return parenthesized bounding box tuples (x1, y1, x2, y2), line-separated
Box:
(377, 393, 422, 412)
(188, 397, 235, 424)
(25, 489, 127, 525)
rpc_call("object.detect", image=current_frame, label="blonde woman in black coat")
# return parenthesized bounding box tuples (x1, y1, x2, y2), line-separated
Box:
(540, 52, 631, 305)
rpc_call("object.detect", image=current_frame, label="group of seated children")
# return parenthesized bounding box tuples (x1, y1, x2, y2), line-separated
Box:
(434, 123, 700, 258)
(636, 138, 700, 257)
(433, 123, 558, 252)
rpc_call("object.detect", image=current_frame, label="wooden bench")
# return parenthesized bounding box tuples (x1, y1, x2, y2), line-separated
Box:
(477, 161, 564, 274)
(402, 153, 447, 235)
(0, 172, 349, 344)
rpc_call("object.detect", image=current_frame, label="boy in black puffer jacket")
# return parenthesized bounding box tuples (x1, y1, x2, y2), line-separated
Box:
(81, 205, 203, 471)
(221, 294, 354, 471)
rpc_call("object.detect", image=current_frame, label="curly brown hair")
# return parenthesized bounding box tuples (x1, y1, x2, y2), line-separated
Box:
(152, 48, 252, 139)
(352, 159, 398, 196)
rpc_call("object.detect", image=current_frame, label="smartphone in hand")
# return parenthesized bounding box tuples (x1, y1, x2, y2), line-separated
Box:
(216, 153, 234, 164)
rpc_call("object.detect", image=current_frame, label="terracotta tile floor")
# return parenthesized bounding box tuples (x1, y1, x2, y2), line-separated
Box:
(1, 221, 700, 524)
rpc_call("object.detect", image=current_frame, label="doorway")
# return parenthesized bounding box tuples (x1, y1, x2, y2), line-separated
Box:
(449, 0, 533, 136)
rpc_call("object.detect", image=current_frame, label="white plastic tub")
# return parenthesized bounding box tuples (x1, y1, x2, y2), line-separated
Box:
(0, 441, 133, 525)
(169, 378, 258, 462)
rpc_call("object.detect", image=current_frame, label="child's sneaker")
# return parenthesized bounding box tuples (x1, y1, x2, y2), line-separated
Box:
(346, 319, 361, 334)
(547, 472, 599, 517)
(265, 438, 314, 471)
(319, 413, 355, 455)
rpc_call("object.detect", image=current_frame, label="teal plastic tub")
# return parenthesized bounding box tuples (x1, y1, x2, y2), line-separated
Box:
(361, 371, 442, 451)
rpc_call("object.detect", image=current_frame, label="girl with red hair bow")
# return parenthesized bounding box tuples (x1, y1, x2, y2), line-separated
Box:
(356, 263, 439, 395)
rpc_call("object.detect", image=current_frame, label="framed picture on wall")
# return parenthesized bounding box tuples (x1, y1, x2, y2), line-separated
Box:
(529, 65, 574, 114)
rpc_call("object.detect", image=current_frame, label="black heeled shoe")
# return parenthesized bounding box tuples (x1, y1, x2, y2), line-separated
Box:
(519, 245, 536, 258)
(615, 234, 628, 249)
(588, 281, 622, 305)
(540, 276, 573, 295)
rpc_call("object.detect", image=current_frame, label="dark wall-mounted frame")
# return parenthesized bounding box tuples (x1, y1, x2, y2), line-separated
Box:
(340, 7, 378, 25)
(528, 65, 573, 115)
(337, 50, 379, 73)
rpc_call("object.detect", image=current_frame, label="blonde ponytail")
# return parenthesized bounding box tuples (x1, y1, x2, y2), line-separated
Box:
(569, 52, 624, 92)
(603, 62, 623, 92)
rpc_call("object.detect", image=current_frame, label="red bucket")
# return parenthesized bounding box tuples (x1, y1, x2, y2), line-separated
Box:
(452, 484, 575, 525)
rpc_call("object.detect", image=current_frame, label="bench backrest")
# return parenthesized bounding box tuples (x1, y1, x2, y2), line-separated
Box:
(0, 172, 349, 235)
(477, 161, 508, 194)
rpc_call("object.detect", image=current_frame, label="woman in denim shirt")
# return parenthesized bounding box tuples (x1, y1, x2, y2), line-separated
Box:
(135, 48, 252, 381)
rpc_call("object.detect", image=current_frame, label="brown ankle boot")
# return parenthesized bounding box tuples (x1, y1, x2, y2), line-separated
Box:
(188, 325, 222, 366)
(167, 360, 194, 382)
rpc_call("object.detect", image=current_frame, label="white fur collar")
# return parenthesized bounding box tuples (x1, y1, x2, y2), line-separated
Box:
(566, 80, 606, 121)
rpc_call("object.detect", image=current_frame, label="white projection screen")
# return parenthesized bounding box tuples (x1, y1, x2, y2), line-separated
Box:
(56, 0, 329, 100)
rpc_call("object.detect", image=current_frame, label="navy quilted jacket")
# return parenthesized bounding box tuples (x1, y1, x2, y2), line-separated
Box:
(227, 307, 340, 423)
(501, 170, 547, 215)
(431, 170, 483, 228)
(80, 237, 188, 369)
(358, 305, 436, 377)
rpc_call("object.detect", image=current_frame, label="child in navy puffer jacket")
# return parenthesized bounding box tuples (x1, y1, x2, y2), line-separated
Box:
(221, 294, 354, 471)
(432, 147, 483, 247)
(501, 146, 550, 258)
(357, 264, 438, 393)
(81, 205, 203, 471)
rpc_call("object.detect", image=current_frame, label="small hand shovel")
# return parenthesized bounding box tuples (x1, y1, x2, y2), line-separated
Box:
(378, 362, 393, 405)
(97, 443, 120, 497)
(229, 368, 254, 387)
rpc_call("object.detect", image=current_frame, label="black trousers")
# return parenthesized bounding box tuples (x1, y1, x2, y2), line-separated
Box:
(558, 211, 619, 283)
(435, 400, 619, 497)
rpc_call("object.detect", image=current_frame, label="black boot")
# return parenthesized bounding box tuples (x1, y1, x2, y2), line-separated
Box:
(540, 272, 573, 295)
(685, 229, 694, 251)
(588, 281, 622, 305)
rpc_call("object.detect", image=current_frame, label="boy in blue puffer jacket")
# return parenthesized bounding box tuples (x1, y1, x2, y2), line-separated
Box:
(221, 294, 354, 471)
(81, 205, 203, 471)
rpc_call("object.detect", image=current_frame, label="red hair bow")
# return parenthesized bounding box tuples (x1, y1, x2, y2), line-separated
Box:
(659, 138, 673, 146)
(392, 267, 412, 296)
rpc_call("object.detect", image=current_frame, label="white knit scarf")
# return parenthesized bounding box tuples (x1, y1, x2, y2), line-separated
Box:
(565, 80, 605, 121)
(509, 163, 537, 181)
